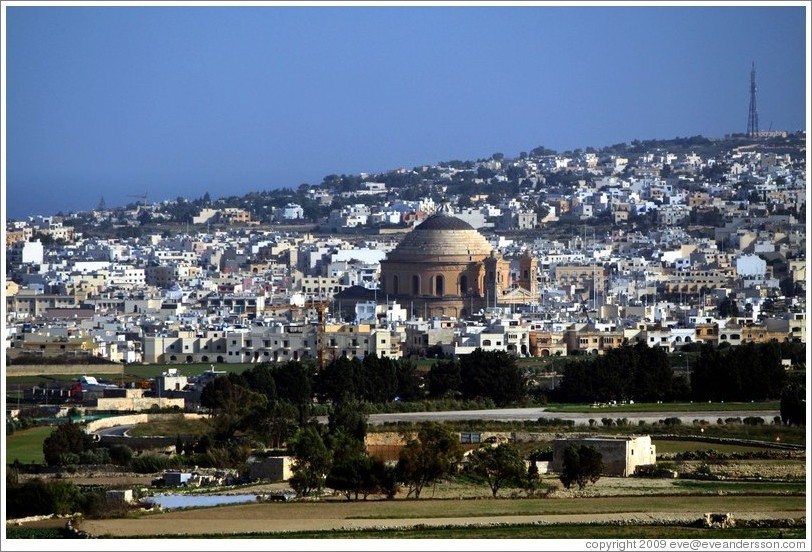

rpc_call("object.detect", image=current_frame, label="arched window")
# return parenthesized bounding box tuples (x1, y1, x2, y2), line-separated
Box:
(412, 275, 420, 295)
(460, 275, 468, 295)
(435, 275, 444, 296)
(393, 275, 399, 294)
(482, 339, 492, 346)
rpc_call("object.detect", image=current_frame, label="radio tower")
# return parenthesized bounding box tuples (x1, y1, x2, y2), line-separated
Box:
(747, 62, 759, 138)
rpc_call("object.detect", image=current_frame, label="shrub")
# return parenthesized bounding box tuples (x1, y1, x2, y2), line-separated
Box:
(535, 417, 574, 427)
(743, 416, 765, 426)
(6, 479, 82, 518)
(107, 444, 134, 466)
(661, 417, 682, 426)
(130, 453, 170, 474)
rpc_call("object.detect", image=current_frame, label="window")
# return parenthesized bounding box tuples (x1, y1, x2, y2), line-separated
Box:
(412, 275, 419, 295)
(392, 275, 399, 294)
(460, 275, 468, 294)
(435, 275, 444, 296)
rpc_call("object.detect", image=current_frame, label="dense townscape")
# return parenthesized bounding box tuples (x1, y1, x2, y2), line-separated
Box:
(6, 133, 807, 370)
(4, 131, 808, 541)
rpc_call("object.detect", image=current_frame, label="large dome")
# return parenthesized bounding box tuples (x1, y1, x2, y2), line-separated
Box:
(386, 212, 493, 261)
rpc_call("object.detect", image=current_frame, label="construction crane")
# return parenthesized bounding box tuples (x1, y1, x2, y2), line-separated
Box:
(306, 299, 331, 370)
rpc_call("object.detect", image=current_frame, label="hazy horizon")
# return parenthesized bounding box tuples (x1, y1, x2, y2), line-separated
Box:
(4, 3, 808, 219)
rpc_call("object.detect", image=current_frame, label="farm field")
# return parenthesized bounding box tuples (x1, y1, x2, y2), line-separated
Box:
(5, 363, 255, 381)
(5, 426, 53, 464)
(76, 494, 806, 538)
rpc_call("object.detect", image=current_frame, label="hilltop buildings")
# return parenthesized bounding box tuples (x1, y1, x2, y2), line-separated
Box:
(4, 135, 807, 368)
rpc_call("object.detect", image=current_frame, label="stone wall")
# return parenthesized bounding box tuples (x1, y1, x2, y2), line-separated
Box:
(93, 397, 185, 411)
(7, 364, 124, 376)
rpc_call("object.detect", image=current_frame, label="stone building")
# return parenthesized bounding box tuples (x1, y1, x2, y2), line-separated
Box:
(551, 435, 656, 477)
(378, 207, 536, 318)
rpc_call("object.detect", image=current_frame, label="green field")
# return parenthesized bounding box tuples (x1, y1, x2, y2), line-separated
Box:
(6, 425, 53, 464)
(672, 480, 806, 494)
(6, 362, 255, 382)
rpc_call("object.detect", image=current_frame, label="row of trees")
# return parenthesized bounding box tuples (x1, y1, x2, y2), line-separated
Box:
(554, 341, 796, 406)
(690, 342, 787, 402)
(554, 342, 683, 403)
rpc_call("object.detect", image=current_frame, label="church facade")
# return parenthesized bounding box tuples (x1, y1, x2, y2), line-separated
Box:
(379, 209, 537, 319)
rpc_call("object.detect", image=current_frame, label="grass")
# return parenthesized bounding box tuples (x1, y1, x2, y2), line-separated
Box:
(205, 524, 806, 539)
(89, 493, 807, 538)
(126, 416, 210, 437)
(5, 363, 255, 383)
(544, 401, 780, 413)
(652, 439, 787, 454)
(5, 425, 53, 464)
(672, 480, 806, 494)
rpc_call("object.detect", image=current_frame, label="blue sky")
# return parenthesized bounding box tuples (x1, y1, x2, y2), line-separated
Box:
(4, 3, 808, 219)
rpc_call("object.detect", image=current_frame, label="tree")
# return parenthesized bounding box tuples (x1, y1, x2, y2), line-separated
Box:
(6, 479, 83, 518)
(427, 358, 461, 399)
(395, 359, 424, 401)
(359, 353, 398, 403)
(560, 444, 604, 490)
(328, 399, 368, 443)
(270, 361, 315, 423)
(241, 364, 278, 401)
(717, 296, 740, 318)
(289, 426, 332, 497)
(781, 383, 806, 426)
(253, 400, 299, 449)
(459, 349, 526, 406)
(43, 422, 94, 466)
(467, 443, 527, 497)
(200, 376, 268, 442)
(325, 434, 376, 501)
(317, 355, 359, 403)
(396, 423, 463, 498)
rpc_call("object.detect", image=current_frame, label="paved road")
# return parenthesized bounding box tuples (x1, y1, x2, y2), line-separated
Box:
(94, 424, 136, 437)
(366, 407, 780, 426)
(91, 409, 781, 433)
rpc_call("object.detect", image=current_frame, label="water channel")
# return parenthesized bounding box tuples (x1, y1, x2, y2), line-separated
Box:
(144, 493, 259, 509)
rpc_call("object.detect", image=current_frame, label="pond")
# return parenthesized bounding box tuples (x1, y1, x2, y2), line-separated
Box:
(143, 493, 258, 509)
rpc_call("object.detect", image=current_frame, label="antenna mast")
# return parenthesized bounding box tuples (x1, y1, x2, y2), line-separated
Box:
(747, 62, 759, 138)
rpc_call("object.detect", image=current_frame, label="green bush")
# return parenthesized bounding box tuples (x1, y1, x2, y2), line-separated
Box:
(130, 453, 170, 474)
(6, 479, 82, 518)
(107, 444, 134, 466)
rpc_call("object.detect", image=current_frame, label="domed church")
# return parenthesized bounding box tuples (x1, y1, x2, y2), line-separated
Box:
(379, 205, 537, 319)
